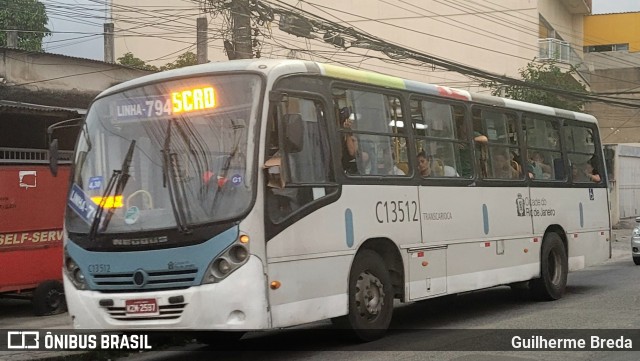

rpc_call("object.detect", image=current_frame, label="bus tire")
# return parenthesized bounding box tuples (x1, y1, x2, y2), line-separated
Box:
(530, 233, 567, 301)
(32, 280, 67, 316)
(633, 256, 640, 266)
(336, 249, 393, 342)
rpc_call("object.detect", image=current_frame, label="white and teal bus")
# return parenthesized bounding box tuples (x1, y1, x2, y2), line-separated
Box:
(58, 59, 610, 341)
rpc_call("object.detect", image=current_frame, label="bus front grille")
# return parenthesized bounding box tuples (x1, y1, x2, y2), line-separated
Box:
(105, 303, 186, 321)
(91, 268, 199, 292)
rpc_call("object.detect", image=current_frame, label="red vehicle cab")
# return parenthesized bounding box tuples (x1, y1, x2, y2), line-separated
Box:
(0, 103, 79, 316)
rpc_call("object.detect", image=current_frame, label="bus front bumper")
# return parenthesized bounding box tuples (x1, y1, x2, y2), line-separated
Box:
(64, 256, 270, 330)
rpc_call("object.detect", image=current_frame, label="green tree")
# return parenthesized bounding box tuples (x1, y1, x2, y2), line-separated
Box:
(482, 60, 588, 111)
(0, 0, 50, 51)
(117, 52, 159, 71)
(117, 51, 199, 71)
(160, 51, 198, 70)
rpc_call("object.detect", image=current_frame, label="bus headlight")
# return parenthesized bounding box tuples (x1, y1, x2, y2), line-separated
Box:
(64, 249, 87, 290)
(229, 245, 249, 263)
(214, 258, 231, 275)
(202, 235, 250, 284)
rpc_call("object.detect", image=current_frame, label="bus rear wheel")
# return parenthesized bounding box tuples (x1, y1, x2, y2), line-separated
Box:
(335, 250, 393, 342)
(530, 233, 567, 301)
(32, 280, 67, 316)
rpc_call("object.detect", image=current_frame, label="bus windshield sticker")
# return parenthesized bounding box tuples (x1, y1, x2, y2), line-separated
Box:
(88, 176, 103, 190)
(124, 206, 140, 225)
(68, 183, 98, 225)
(231, 174, 243, 186)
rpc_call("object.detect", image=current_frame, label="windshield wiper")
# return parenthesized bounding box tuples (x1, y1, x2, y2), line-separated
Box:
(89, 140, 136, 239)
(162, 121, 191, 234)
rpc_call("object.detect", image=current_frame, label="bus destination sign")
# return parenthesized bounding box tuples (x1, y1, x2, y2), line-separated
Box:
(115, 86, 216, 120)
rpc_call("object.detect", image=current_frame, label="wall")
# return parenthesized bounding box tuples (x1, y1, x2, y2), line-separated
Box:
(538, 0, 585, 48)
(584, 13, 640, 52)
(0, 48, 151, 94)
(584, 53, 640, 144)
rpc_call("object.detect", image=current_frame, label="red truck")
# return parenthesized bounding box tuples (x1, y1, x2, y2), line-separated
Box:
(0, 101, 81, 316)
(0, 155, 70, 315)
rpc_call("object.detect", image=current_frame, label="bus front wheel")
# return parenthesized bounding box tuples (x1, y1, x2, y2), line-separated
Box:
(530, 233, 567, 301)
(32, 280, 67, 316)
(335, 249, 393, 342)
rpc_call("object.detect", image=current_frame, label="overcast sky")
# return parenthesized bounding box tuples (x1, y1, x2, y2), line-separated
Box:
(42, 0, 640, 61)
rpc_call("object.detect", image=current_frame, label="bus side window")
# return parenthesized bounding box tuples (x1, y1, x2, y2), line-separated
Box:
(266, 96, 334, 223)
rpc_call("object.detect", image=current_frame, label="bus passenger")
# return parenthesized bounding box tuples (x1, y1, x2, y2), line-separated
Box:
(584, 161, 601, 183)
(340, 108, 369, 175)
(528, 151, 552, 179)
(456, 122, 488, 177)
(493, 153, 519, 179)
(386, 150, 405, 175)
(572, 163, 587, 182)
(417, 151, 432, 177)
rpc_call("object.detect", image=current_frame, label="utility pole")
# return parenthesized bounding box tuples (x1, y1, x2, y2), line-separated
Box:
(104, 23, 114, 63)
(230, 0, 252, 60)
(197, 17, 208, 64)
(104, 0, 115, 63)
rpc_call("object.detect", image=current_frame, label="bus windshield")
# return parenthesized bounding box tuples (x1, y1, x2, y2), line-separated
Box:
(66, 74, 261, 236)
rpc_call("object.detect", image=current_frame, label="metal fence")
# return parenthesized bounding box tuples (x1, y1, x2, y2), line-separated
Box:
(537, 38, 587, 67)
(0, 147, 73, 164)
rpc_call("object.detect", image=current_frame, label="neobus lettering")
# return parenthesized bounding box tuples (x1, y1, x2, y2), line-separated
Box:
(375, 200, 419, 223)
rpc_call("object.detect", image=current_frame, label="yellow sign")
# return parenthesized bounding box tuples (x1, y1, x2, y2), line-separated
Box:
(91, 195, 123, 209)
(172, 86, 216, 113)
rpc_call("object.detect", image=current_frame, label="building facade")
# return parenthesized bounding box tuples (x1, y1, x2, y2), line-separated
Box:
(583, 12, 640, 145)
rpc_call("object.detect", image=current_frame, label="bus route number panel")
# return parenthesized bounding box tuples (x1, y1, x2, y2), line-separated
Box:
(114, 87, 216, 122)
(125, 298, 159, 316)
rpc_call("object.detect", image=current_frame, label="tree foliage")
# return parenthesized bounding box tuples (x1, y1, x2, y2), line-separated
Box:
(482, 60, 588, 111)
(162, 52, 198, 70)
(0, 0, 51, 51)
(117, 52, 159, 71)
(117, 51, 199, 71)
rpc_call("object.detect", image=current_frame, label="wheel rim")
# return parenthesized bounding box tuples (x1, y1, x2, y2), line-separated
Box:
(47, 290, 62, 309)
(547, 248, 562, 285)
(355, 270, 385, 321)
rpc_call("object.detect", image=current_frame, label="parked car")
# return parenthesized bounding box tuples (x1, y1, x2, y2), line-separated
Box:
(632, 217, 640, 265)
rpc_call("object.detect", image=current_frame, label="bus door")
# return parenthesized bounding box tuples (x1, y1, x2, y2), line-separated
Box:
(263, 89, 343, 328)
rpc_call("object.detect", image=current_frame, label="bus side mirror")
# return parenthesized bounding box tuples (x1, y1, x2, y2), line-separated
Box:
(49, 138, 59, 177)
(284, 114, 303, 153)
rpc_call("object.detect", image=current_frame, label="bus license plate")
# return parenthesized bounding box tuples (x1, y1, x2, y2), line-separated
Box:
(125, 298, 159, 316)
